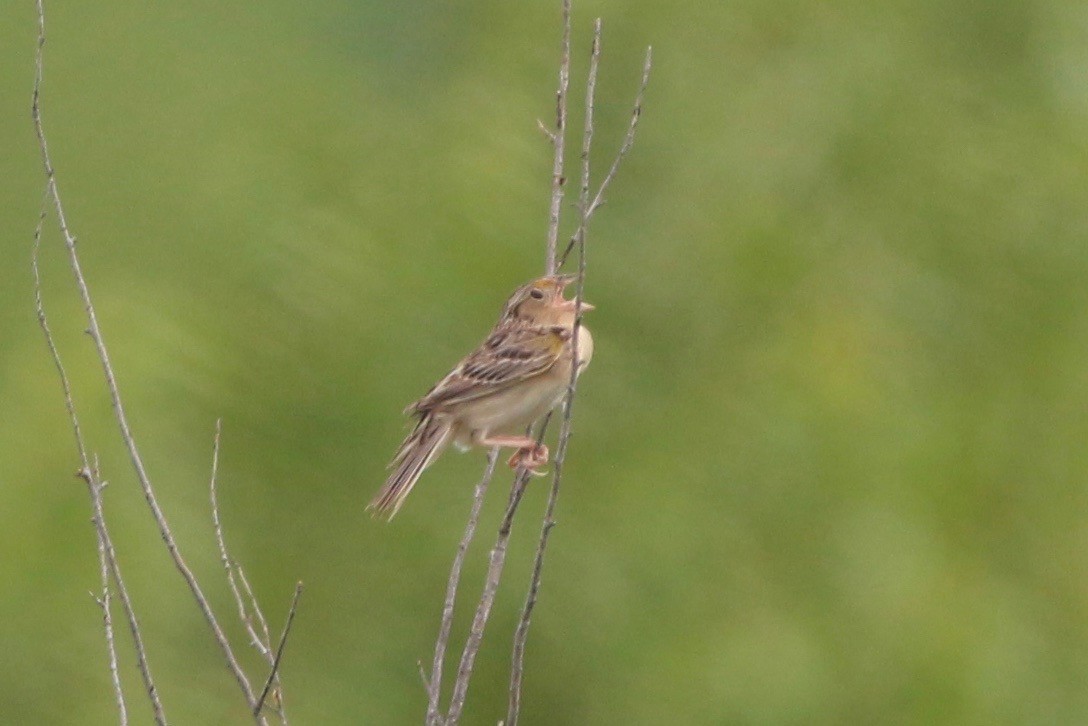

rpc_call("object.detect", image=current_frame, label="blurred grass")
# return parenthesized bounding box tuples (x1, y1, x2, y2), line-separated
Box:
(5, 0, 1088, 723)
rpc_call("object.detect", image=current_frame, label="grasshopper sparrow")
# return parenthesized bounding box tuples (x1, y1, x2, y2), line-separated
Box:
(368, 274, 594, 519)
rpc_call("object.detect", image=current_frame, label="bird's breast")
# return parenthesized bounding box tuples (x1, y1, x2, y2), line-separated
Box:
(574, 324, 593, 374)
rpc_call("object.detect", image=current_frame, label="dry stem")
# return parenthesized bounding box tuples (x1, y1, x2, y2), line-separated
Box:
(557, 44, 653, 270)
(254, 583, 304, 718)
(425, 450, 499, 725)
(32, 102, 160, 726)
(426, 2, 650, 723)
(443, 420, 550, 726)
(211, 420, 289, 723)
(32, 2, 269, 721)
(506, 18, 603, 725)
(544, 0, 572, 275)
(88, 457, 130, 726)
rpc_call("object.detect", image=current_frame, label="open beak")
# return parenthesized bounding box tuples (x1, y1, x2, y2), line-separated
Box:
(553, 274, 593, 311)
(556, 296, 594, 312)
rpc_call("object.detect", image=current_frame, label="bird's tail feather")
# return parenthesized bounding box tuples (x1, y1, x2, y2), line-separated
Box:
(368, 415, 452, 520)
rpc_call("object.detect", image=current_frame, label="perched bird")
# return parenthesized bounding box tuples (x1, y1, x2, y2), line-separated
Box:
(368, 274, 594, 519)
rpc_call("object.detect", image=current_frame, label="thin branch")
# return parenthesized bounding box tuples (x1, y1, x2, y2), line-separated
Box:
(32, 116, 162, 725)
(586, 44, 652, 217)
(426, 450, 499, 726)
(579, 20, 603, 216)
(237, 565, 275, 657)
(444, 474, 531, 726)
(535, 118, 557, 145)
(89, 583, 127, 726)
(544, 0, 572, 275)
(83, 466, 161, 724)
(210, 420, 288, 723)
(89, 457, 129, 726)
(31, 2, 265, 720)
(430, 7, 577, 722)
(444, 419, 551, 726)
(427, 4, 651, 724)
(211, 419, 264, 655)
(506, 19, 601, 726)
(254, 583, 304, 718)
(557, 44, 653, 270)
(418, 660, 430, 692)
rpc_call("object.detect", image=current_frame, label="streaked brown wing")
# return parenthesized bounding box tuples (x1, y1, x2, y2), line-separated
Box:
(408, 324, 568, 414)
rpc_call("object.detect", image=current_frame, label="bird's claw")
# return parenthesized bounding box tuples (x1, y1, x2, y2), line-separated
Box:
(508, 443, 549, 473)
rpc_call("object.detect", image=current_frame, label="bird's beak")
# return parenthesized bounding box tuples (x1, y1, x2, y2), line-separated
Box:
(556, 296, 594, 312)
(554, 273, 578, 288)
(553, 275, 593, 312)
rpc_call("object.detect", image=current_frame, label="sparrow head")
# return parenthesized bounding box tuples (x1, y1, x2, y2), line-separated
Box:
(500, 274, 594, 325)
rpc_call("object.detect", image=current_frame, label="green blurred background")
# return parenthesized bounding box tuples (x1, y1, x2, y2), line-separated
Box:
(4, 0, 1088, 723)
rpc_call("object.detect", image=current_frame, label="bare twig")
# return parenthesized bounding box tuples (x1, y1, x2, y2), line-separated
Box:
(579, 20, 604, 214)
(32, 122, 160, 726)
(254, 583, 304, 717)
(426, 3, 650, 724)
(211, 420, 263, 655)
(32, 2, 266, 721)
(89, 582, 127, 726)
(557, 44, 653, 270)
(428, 6, 577, 722)
(535, 118, 557, 145)
(586, 45, 652, 217)
(211, 421, 288, 723)
(237, 566, 275, 656)
(506, 19, 602, 726)
(426, 450, 499, 725)
(443, 476, 531, 725)
(418, 660, 430, 691)
(444, 420, 550, 726)
(81, 468, 160, 724)
(89, 457, 129, 726)
(544, 0, 572, 275)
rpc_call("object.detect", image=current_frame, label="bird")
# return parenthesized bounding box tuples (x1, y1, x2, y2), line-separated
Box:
(368, 274, 594, 519)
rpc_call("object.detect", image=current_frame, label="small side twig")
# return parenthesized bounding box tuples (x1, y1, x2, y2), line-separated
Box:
(32, 1, 265, 721)
(237, 566, 275, 656)
(535, 118, 557, 145)
(89, 458, 128, 726)
(426, 450, 499, 725)
(211, 419, 288, 723)
(254, 583, 304, 718)
(211, 420, 267, 657)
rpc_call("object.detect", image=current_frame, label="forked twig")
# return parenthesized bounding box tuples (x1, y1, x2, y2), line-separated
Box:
(444, 419, 551, 726)
(87, 459, 129, 726)
(254, 583, 304, 717)
(237, 566, 275, 656)
(32, 71, 156, 724)
(426, 450, 499, 725)
(32, 1, 266, 721)
(424, 2, 650, 723)
(211, 420, 288, 722)
(557, 44, 653, 270)
(507, 17, 605, 725)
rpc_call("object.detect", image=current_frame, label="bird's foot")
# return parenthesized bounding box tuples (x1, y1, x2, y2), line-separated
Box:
(508, 443, 549, 475)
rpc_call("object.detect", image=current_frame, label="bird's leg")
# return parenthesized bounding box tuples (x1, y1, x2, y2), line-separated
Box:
(474, 434, 549, 474)
(475, 434, 537, 450)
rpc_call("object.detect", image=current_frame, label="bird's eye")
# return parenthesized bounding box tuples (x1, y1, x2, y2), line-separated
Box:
(529, 289, 545, 300)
